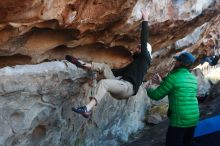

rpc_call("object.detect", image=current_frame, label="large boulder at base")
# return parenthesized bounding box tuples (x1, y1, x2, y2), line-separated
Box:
(0, 61, 150, 146)
(210, 81, 220, 99)
(192, 68, 211, 97)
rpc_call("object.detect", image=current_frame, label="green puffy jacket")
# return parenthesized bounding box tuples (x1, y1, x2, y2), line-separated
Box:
(147, 68, 199, 127)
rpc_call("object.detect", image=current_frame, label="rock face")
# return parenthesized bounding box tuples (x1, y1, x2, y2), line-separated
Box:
(0, 61, 149, 146)
(210, 81, 220, 99)
(192, 68, 211, 97)
(0, 0, 219, 70)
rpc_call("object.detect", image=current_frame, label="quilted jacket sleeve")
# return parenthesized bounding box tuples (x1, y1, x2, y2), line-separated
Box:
(147, 74, 174, 100)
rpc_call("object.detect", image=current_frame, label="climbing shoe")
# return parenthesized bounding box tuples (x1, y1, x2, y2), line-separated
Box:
(65, 55, 85, 68)
(72, 106, 92, 118)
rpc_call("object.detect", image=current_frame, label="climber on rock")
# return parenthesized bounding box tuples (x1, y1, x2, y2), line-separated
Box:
(200, 37, 220, 66)
(200, 55, 219, 66)
(144, 51, 200, 146)
(65, 7, 152, 118)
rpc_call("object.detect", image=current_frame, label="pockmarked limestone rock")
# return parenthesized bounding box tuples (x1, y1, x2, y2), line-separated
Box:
(192, 68, 211, 97)
(146, 103, 168, 124)
(0, 0, 219, 71)
(210, 81, 220, 99)
(0, 61, 150, 146)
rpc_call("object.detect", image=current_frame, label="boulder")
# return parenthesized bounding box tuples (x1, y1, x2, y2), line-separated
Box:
(0, 61, 150, 146)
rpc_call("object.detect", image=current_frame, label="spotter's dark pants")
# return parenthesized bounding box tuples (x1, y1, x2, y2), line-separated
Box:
(165, 126, 196, 146)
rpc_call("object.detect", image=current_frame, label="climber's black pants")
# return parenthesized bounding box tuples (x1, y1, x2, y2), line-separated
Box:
(165, 126, 196, 146)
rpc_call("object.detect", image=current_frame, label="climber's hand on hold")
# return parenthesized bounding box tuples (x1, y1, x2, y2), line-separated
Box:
(141, 6, 150, 21)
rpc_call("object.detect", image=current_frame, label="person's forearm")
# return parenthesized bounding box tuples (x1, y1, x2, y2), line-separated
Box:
(140, 21, 149, 52)
(147, 88, 164, 101)
(140, 7, 149, 53)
